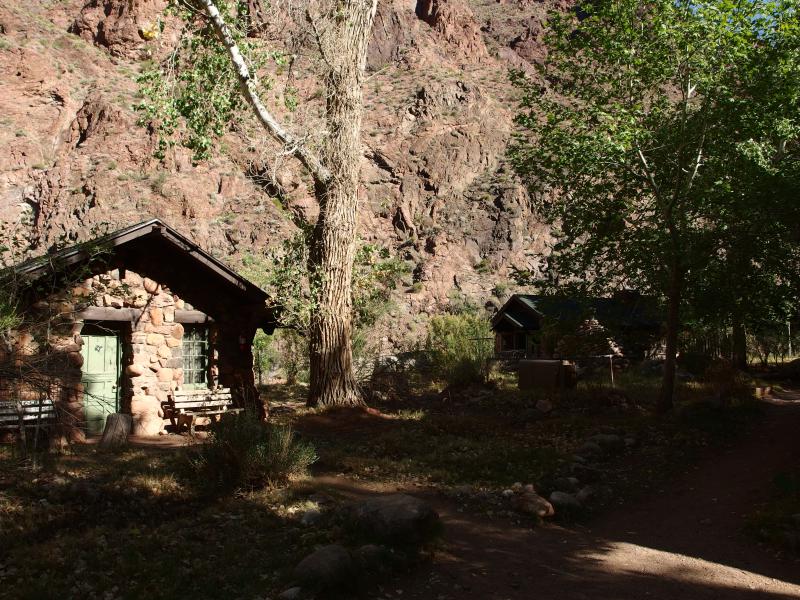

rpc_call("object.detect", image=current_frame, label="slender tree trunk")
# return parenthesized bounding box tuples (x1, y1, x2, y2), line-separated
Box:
(658, 264, 682, 412)
(731, 316, 747, 369)
(307, 0, 377, 408)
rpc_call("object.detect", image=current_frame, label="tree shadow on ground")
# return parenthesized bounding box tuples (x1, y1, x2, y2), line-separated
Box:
(288, 394, 800, 599)
(0, 446, 330, 600)
(357, 490, 800, 600)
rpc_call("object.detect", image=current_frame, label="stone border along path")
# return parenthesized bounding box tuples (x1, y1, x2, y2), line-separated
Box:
(330, 392, 800, 600)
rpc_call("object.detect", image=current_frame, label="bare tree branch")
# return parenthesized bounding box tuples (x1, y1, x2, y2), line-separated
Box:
(202, 0, 332, 185)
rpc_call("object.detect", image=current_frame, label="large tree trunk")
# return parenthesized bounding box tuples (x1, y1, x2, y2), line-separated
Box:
(658, 265, 682, 412)
(203, 0, 377, 408)
(307, 0, 377, 408)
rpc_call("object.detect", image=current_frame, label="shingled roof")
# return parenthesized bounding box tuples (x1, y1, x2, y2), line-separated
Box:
(7, 219, 278, 332)
(491, 293, 661, 332)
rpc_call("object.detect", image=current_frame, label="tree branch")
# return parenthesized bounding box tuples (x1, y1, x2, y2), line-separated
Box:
(635, 145, 663, 202)
(202, 0, 332, 185)
(305, 7, 334, 71)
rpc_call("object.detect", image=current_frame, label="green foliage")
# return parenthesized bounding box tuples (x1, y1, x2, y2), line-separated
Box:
(425, 312, 493, 387)
(492, 281, 508, 298)
(189, 414, 316, 492)
(352, 243, 409, 330)
(510, 0, 800, 345)
(746, 469, 800, 554)
(244, 235, 315, 332)
(473, 258, 491, 274)
(279, 328, 308, 385)
(243, 238, 407, 385)
(252, 330, 278, 384)
(243, 236, 408, 335)
(135, 1, 280, 161)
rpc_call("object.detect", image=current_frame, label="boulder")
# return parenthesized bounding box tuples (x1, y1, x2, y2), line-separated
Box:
(143, 278, 159, 294)
(292, 544, 353, 590)
(576, 484, 613, 507)
(130, 395, 163, 436)
(511, 487, 554, 518)
(549, 491, 581, 513)
(344, 494, 440, 544)
(277, 587, 303, 600)
(300, 508, 323, 526)
(353, 544, 393, 574)
(587, 433, 624, 452)
(150, 307, 164, 326)
(146, 333, 165, 346)
(126, 363, 146, 376)
(576, 441, 602, 457)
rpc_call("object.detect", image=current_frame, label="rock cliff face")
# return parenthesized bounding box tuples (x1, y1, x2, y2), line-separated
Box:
(0, 0, 565, 346)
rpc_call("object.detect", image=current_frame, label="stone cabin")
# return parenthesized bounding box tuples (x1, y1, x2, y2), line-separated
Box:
(0, 219, 277, 440)
(491, 293, 661, 360)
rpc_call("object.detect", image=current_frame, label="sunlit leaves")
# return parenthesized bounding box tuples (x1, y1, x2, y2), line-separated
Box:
(509, 0, 800, 320)
(135, 0, 279, 161)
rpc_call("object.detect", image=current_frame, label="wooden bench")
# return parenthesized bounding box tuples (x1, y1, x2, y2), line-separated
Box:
(0, 399, 57, 439)
(163, 388, 242, 435)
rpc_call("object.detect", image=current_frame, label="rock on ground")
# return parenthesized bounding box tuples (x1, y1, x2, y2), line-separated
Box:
(510, 486, 554, 518)
(549, 491, 582, 513)
(353, 544, 394, 574)
(300, 508, 322, 526)
(344, 494, 440, 544)
(576, 484, 613, 507)
(587, 433, 625, 453)
(276, 587, 303, 600)
(292, 544, 354, 590)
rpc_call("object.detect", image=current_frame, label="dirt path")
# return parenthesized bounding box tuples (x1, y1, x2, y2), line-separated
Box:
(353, 395, 800, 600)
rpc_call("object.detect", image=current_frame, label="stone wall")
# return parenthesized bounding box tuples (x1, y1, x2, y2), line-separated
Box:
(78, 268, 219, 435)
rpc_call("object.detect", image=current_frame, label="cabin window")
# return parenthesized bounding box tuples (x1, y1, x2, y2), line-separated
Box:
(182, 326, 209, 388)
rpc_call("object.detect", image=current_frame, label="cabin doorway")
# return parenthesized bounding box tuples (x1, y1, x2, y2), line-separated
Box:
(80, 329, 121, 435)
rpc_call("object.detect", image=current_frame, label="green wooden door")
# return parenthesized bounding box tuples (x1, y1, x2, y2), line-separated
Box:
(80, 333, 120, 435)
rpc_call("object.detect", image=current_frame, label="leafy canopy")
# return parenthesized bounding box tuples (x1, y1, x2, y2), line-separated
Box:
(510, 0, 800, 314)
(135, 0, 291, 160)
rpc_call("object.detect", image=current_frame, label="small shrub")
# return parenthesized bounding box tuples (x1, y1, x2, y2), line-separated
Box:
(149, 171, 168, 196)
(746, 470, 800, 554)
(704, 358, 752, 402)
(492, 282, 508, 298)
(425, 312, 493, 387)
(473, 258, 491, 274)
(189, 414, 316, 492)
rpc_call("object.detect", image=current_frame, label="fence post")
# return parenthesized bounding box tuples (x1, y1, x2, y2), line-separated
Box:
(609, 355, 615, 388)
(15, 400, 27, 459)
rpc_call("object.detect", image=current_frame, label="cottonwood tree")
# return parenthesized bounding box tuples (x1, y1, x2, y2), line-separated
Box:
(686, 143, 800, 368)
(137, 0, 378, 407)
(241, 235, 408, 385)
(510, 0, 800, 410)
